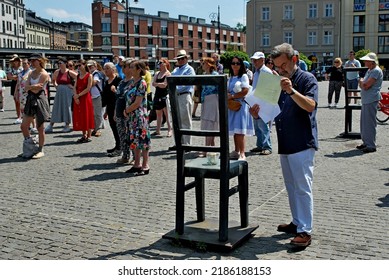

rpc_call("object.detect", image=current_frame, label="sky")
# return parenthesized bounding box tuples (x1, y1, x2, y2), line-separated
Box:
(23, 0, 247, 28)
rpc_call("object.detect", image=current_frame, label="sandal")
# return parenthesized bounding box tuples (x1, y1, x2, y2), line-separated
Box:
(76, 136, 87, 143)
(151, 131, 161, 136)
(259, 149, 272, 155)
(166, 131, 173, 137)
(125, 166, 142, 173)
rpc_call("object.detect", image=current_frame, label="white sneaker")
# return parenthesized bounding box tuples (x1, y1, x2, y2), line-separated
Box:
(334, 103, 338, 108)
(30, 127, 38, 134)
(13, 118, 22, 124)
(45, 124, 53, 133)
(32, 151, 44, 159)
(238, 154, 247, 161)
(62, 126, 72, 133)
(0, 108, 4, 112)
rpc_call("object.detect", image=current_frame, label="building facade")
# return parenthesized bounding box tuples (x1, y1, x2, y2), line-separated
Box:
(246, 0, 340, 67)
(25, 10, 50, 49)
(61, 22, 93, 52)
(246, 0, 389, 69)
(0, 0, 26, 49)
(92, 0, 246, 60)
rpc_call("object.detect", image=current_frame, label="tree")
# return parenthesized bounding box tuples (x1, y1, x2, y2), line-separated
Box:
(220, 50, 250, 72)
(236, 22, 246, 33)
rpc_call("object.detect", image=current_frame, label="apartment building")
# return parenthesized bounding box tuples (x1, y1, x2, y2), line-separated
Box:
(92, 0, 246, 60)
(61, 22, 93, 52)
(0, 0, 26, 49)
(246, 0, 389, 68)
(246, 0, 340, 67)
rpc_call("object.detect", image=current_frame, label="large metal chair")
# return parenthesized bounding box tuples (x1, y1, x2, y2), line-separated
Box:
(162, 75, 257, 250)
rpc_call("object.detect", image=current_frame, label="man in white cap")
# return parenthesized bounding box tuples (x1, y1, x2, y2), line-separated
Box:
(113, 55, 125, 79)
(357, 52, 383, 153)
(169, 49, 196, 150)
(250, 51, 273, 155)
(294, 50, 307, 71)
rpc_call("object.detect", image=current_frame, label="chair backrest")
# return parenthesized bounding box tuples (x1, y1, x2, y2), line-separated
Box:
(167, 74, 230, 171)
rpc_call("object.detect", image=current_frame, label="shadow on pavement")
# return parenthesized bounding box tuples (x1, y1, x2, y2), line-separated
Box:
(79, 171, 132, 181)
(324, 149, 363, 158)
(74, 162, 118, 171)
(65, 152, 107, 158)
(376, 194, 389, 208)
(44, 140, 80, 147)
(0, 156, 26, 164)
(88, 232, 308, 260)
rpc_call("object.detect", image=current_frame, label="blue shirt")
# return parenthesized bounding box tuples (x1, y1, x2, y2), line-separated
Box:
(275, 68, 319, 154)
(201, 70, 219, 102)
(171, 63, 196, 94)
(361, 66, 383, 105)
(116, 64, 125, 80)
(252, 65, 273, 89)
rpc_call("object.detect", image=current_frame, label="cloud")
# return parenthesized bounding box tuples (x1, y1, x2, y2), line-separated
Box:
(45, 8, 91, 24)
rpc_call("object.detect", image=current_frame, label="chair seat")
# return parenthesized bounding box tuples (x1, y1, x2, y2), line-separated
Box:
(184, 158, 247, 179)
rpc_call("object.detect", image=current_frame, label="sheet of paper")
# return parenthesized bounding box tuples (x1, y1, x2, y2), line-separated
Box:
(253, 72, 281, 105)
(245, 94, 281, 123)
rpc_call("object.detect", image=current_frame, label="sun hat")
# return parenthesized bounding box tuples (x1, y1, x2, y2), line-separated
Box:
(10, 54, 21, 62)
(250, 52, 265, 60)
(360, 52, 379, 64)
(174, 50, 188, 59)
(29, 53, 43, 60)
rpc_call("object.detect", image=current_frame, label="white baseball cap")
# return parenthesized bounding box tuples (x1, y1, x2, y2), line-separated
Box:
(251, 52, 265, 60)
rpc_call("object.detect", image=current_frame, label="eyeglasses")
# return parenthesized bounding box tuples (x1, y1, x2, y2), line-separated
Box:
(334, 61, 340, 64)
(58, 61, 64, 65)
(231, 62, 241, 66)
(68, 64, 74, 67)
(266, 62, 274, 65)
(157, 61, 163, 65)
(177, 57, 185, 61)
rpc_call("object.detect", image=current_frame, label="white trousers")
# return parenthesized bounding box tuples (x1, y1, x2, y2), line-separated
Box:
(280, 148, 315, 234)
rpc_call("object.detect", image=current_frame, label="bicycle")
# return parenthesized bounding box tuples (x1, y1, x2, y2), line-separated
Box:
(376, 92, 389, 123)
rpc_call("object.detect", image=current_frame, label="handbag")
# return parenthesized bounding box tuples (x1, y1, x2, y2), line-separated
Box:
(228, 99, 241, 111)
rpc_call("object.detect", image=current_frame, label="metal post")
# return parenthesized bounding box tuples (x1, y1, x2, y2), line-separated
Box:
(217, 5, 221, 54)
(124, 0, 130, 57)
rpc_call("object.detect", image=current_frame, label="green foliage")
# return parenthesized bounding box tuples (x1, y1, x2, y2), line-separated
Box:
(236, 22, 246, 33)
(220, 51, 250, 72)
(299, 52, 312, 69)
(355, 49, 371, 60)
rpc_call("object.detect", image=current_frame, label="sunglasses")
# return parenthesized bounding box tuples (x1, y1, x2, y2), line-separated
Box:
(68, 64, 74, 67)
(177, 57, 185, 61)
(231, 62, 241, 66)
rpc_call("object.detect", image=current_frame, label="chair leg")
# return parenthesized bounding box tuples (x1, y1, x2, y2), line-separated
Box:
(195, 177, 205, 222)
(175, 178, 185, 235)
(218, 177, 229, 242)
(238, 165, 249, 228)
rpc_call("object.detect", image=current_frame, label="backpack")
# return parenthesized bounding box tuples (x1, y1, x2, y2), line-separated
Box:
(22, 136, 39, 159)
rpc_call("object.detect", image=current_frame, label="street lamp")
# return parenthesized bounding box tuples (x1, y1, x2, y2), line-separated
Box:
(120, 0, 138, 57)
(209, 5, 221, 54)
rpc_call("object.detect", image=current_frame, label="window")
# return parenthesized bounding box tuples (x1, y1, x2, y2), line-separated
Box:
(102, 36, 111, 45)
(119, 37, 125, 45)
(178, 40, 184, 48)
(224, 34, 227, 41)
(353, 36, 365, 51)
(379, 14, 389, 32)
(262, 33, 270, 46)
(207, 32, 211, 40)
(308, 4, 317, 19)
(353, 15, 365, 33)
(308, 31, 317, 45)
(378, 36, 389, 53)
(324, 3, 333, 17)
(323, 30, 333, 45)
(134, 24, 139, 34)
(198, 31, 202, 38)
(284, 31, 293, 44)
(207, 42, 211, 49)
(118, 24, 125, 33)
(178, 29, 183, 36)
(161, 39, 168, 47)
(198, 42, 203, 48)
(148, 26, 153, 35)
(262, 7, 270, 21)
(134, 37, 140, 46)
(188, 41, 193, 48)
(161, 26, 168, 35)
(198, 52, 203, 58)
(284, 5, 293, 20)
(135, 50, 140, 57)
(102, 23, 111, 32)
(189, 30, 193, 37)
(379, 0, 388, 10)
(148, 38, 153, 45)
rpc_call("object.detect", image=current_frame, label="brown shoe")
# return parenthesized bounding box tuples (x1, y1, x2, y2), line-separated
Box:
(277, 222, 297, 234)
(291, 232, 311, 247)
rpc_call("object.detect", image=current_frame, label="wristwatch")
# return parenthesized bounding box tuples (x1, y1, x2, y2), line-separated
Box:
(289, 88, 297, 96)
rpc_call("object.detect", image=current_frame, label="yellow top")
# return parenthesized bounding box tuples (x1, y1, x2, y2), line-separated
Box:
(143, 70, 152, 94)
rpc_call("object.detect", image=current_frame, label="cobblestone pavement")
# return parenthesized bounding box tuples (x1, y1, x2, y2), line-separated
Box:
(0, 81, 388, 260)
